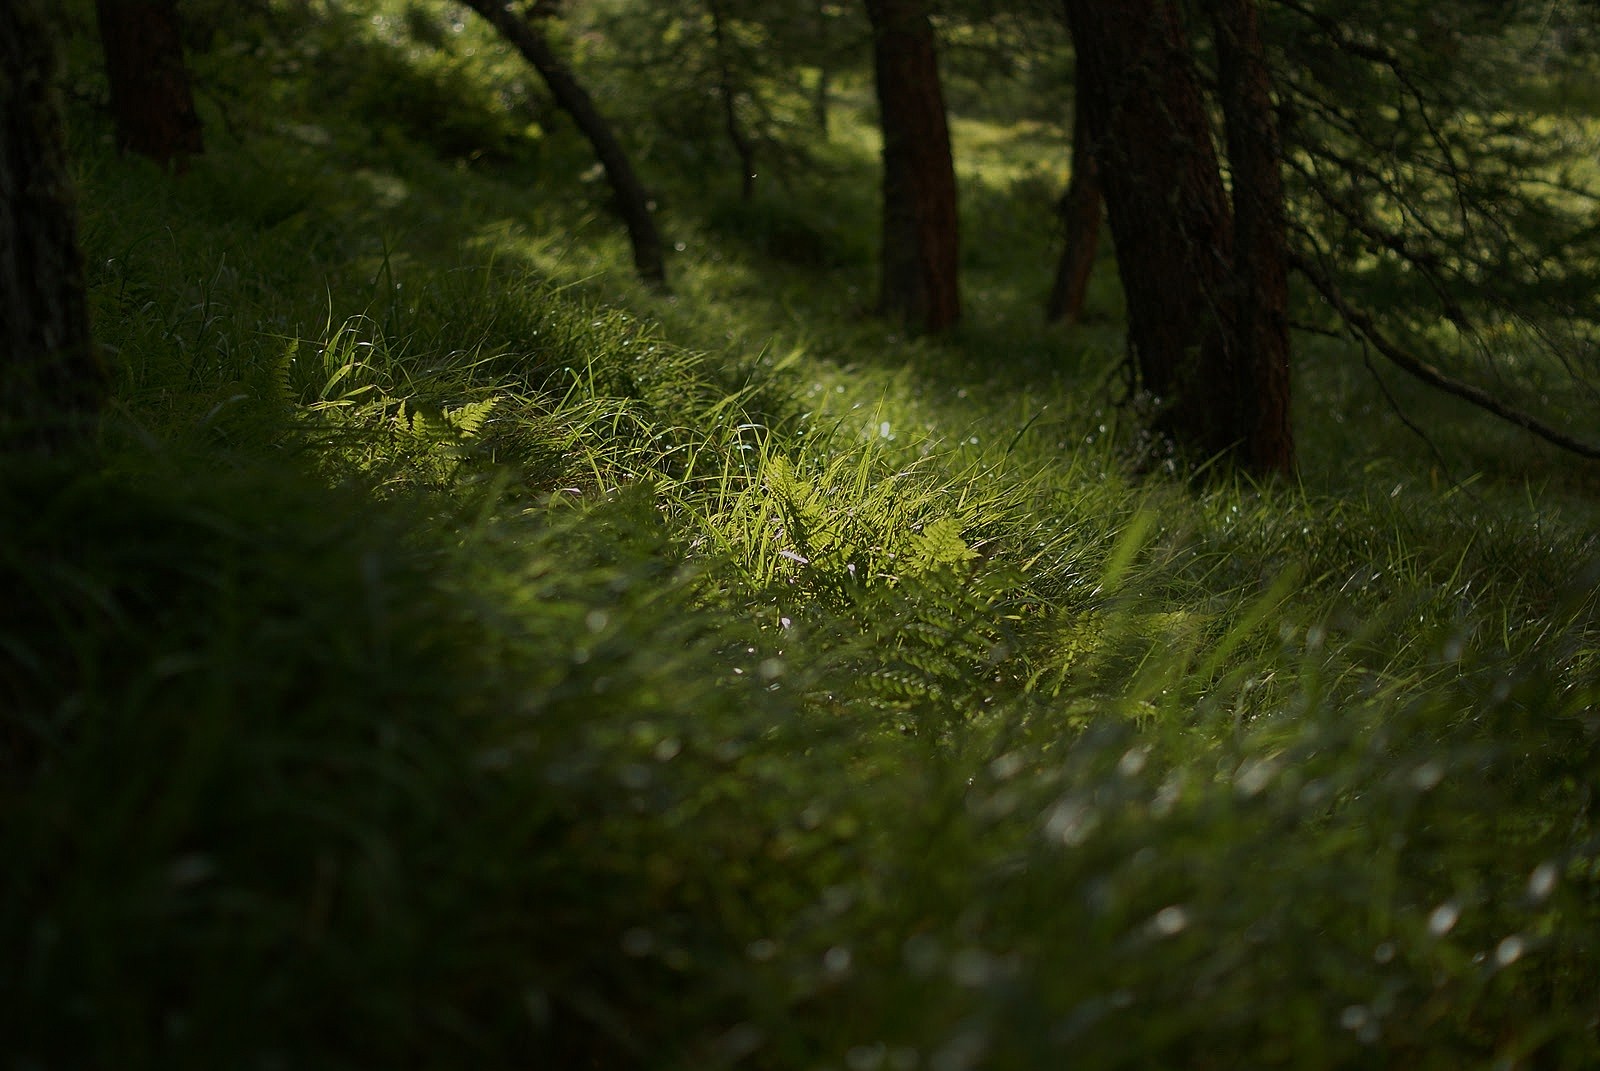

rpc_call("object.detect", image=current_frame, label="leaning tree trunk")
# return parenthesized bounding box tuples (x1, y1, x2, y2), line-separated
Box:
(864, 0, 960, 333)
(2, 0, 103, 453)
(94, 0, 204, 171)
(458, 0, 666, 288)
(1061, 0, 1292, 475)
(1045, 89, 1103, 324)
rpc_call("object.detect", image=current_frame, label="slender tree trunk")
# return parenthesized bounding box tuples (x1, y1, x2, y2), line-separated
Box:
(1209, 0, 1294, 474)
(458, 0, 666, 288)
(864, 0, 960, 333)
(812, 0, 833, 136)
(94, 0, 204, 171)
(1045, 90, 1102, 324)
(2, 0, 103, 453)
(706, 0, 757, 200)
(1062, 0, 1293, 475)
(813, 67, 832, 137)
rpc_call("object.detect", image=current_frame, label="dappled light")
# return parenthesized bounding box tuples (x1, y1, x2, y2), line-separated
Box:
(4, 0, 1599, 1068)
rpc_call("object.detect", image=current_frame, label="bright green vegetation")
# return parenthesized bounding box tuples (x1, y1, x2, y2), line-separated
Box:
(4, 3, 1598, 1068)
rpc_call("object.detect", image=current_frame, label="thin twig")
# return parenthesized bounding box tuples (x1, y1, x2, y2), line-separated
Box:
(1291, 252, 1600, 460)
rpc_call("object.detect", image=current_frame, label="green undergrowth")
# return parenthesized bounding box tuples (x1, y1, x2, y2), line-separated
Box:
(5, 5, 1600, 1069)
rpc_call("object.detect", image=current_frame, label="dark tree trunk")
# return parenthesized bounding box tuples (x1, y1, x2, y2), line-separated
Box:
(94, 0, 204, 171)
(1209, 0, 1294, 474)
(1062, 0, 1293, 475)
(458, 0, 667, 288)
(864, 0, 960, 333)
(1045, 90, 1102, 324)
(2, 0, 103, 453)
(1061, 0, 1233, 404)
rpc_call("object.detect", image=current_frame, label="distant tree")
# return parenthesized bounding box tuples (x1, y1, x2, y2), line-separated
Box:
(1, 0, 102, 453)
(705, 0, 759, 200)
(1063, 0, 1292, 474)
(864, 0, 960, 332)
(1045, 88, 1102, 325)
(807, 0, 840, 135)
(575, 0, 863, 203)
(457, 0, 667, 288)
(94, 0, 204, 171)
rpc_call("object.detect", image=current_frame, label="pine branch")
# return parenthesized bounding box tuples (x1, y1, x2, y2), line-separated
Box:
(1290, 251, 1600, 461)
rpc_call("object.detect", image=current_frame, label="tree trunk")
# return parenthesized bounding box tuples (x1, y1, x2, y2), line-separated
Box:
(1061, 0, 1233, 404)
(1045, 90, 1102, 324)
(1062, 0, 1293, 475)
(94, 0, 204, 171)
(2, 0, 103, 453)
(811, 0, 834, 136)
(864, 0, 960, 333)
(813, 67, 832, 137)
(706, 0, 758, 200)
(1209, 0, 1294, 474)
(458, 0, 667, 288)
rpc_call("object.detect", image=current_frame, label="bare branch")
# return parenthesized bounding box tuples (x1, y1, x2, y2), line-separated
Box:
(1291, 251, 1600, 460)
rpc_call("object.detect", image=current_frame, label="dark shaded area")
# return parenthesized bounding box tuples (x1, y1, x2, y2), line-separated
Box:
(0, 0, 103, 453)
(1045, 90, 1101, 325)
(1064, 0, 1292, 475)
(94, 0, 204, 170)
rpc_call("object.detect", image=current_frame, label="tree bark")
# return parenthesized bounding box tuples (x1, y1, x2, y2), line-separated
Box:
(864, 0, 960, 333)
(2, 0, 103, 453)
(1208, 0, 1293, 474)
(458, 0, 667, 288)
(1045, 90, 1102, 324)
(1062, 0, 1232, 403)
(1062, 0, 1293, 475)
(94, 0, 204, 172)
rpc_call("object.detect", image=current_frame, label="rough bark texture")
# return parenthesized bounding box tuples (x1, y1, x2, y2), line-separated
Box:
(1061, 0, 1232, 402)
(1045, 92, 1103, 324)
(458, 0, 667, 287)
(94, 0, 204, 171)
(1209, 0, 1294, 473)
(2, 0, 103, 452)
(1062, 0, 1293, 475)
(865, 0, 960, 333)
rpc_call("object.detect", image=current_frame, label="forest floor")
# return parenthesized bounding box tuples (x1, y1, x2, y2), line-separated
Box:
(4, 4, 1599, 1068)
